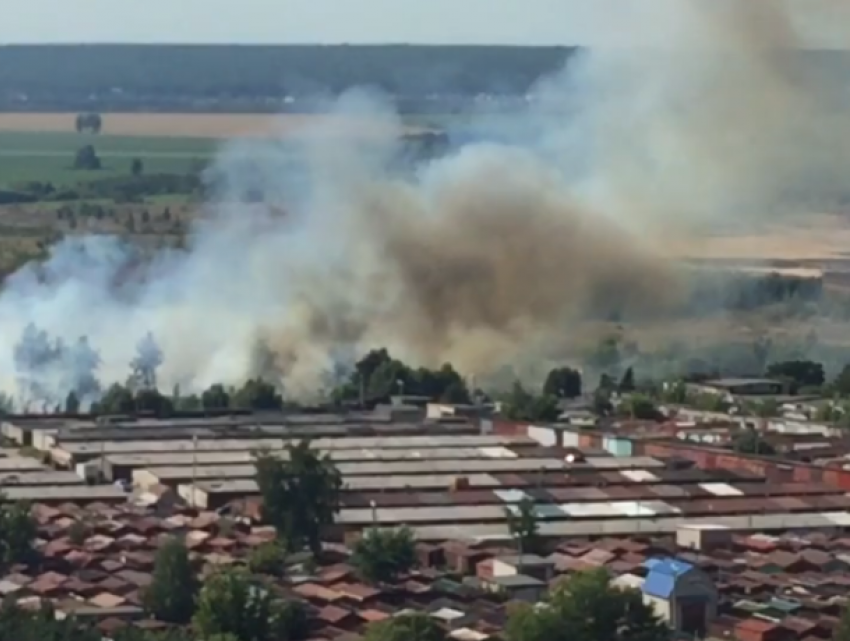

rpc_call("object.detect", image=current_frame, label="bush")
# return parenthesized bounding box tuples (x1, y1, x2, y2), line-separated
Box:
(351, 526, 416, 584)
(73, 145, 101, 171)
(0, 190, 37, 205)
(248, 541, 287, 576)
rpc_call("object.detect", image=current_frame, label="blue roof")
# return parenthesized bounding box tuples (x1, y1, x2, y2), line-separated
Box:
(641, 557, 695, 599)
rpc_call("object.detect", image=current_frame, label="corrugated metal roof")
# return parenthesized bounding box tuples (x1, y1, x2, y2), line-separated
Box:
(621, 470, 660, 483)
(409, 510, 850, 540)
(584, 456, 663, 470)
(699, 483, 744, 497)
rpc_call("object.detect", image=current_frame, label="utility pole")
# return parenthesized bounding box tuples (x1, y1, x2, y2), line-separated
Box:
(191, 434, 198, 510)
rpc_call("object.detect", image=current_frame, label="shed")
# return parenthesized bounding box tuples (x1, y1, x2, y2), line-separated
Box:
(641, 557, 718, 637)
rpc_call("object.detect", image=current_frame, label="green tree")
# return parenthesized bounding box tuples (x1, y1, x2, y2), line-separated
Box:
(95, 382, 135, 414)
(543, 367, 582, 399)
(247, 541, 287, 576)
(834, 364, 850, 397)
(505, 497, 540, 555)
(363, 612, 446, 641)
(732, 427, 776, 456)
(0, 497, 36, 568)
(351, 526, 416, 584)
(618, 366, 636, 393)
(505, 568, 667, 641)
(131, 158, 144, 176)
(64, 390, 80, 413)
(368, 358, 409, 398)
(202, 384, 231, 410)
(233, 379, 282, 410)
(253, 440, 343, 556)
(142, 537, 198, 624)
(747, 398, 779, 419)
(0, 392, 13, 415)
(621, 394, 662, 421)
(503, 382, 559, 422)
(0, 599, 100, 641)
(73, 144, 101, 170)
(766, 359, 824, 393)
(135, 388, 174, 416)
(194, 568, 307, 641)
(660, 380, 687, 404)
(333, 349, 470, 403)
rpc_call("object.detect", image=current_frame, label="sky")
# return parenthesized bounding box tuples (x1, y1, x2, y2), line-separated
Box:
(1, 0, 848, 46)
(2, 0, 611, 46)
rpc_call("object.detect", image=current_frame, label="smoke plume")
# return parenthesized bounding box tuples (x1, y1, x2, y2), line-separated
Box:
(2, 0, 850, 402)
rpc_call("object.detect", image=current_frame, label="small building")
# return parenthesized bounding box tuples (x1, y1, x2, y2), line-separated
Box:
(491, 554, 555, 582)
(480, 573, 547, 603)
(676, 524, 732, 551)
(641, 557, 718, 638)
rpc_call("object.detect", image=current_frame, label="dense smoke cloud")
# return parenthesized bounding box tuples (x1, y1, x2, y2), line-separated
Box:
(2, 0, 850, 403)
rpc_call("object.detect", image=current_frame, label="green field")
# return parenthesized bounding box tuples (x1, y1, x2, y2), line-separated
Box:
(0, 131, 220, 188)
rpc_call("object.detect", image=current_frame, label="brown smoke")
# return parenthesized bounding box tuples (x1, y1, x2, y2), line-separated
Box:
(258, 145, 677, 393)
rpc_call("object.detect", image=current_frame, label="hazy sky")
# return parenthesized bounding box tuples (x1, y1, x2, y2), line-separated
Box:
(2, 0, 848, 46)
(3, 0, 612, 45)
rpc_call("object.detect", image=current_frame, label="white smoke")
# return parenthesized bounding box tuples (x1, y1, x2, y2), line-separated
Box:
(2, 1, 850, 404)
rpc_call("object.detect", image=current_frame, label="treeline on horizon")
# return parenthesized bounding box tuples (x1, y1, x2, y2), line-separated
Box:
(0, 44, 575, 113)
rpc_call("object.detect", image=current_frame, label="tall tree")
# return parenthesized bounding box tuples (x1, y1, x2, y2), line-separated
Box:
(351, 526, 417, 584)
(505, 568, 668, 641)
(765, 359, 825, 392)
(233, 379, 282, 410)
(143, 537, 198, 624)
(194, 568, 307, 641)
(0, 496, 36, 568)
(543, 367, 582, 399)
(65, 335, 101, 402)
(503, 382, 559, 422)
(618, 367, 636, 393)
(13, 323, 60, 408)
(64, 391, 80, 413)
(95, 383, 135, 414)
(253, 441, 343, 556)
(202, 384, 231, 410)
(0, 600, 99, 641)
(732, 427, 776, 456)
(135, 388, 174, 416)
(130, 331, 164, 390)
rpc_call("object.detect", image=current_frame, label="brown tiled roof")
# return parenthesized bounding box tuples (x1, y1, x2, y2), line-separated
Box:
(318, 605, 355, 624)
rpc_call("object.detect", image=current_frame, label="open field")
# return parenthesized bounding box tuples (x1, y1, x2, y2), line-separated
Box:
(0, 112, 442, 188)
(0, 131, 218, 187)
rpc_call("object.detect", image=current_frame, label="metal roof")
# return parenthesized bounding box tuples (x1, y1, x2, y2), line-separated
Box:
(58, 434, 535, 456)
(407, 511, 850, 541)
(0, 471, 83, 486)
(0, 485, 128, 501)
(144, 457, 566, 481)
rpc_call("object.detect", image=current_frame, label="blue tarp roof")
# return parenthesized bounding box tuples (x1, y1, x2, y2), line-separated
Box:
(642, 558, 695, 599)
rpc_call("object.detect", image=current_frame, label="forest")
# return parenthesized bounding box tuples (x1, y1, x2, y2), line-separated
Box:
(0, 45, 576, 112)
